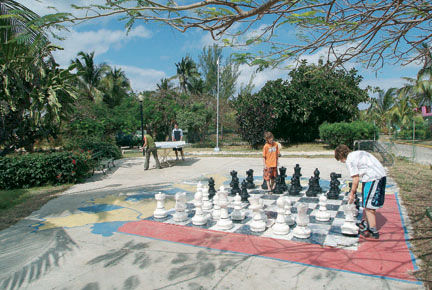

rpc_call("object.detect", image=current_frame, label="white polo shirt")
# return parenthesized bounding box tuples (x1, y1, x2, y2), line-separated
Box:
(346, 151, 386, 182)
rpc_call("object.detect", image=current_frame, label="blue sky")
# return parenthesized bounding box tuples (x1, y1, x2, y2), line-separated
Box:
(20, 0, 422, 97)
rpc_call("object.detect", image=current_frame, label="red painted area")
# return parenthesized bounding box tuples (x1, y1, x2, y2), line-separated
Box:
(119, 195, 417, 282)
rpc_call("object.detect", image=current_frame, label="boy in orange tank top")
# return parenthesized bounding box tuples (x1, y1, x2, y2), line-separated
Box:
(262, 131, 279, 192)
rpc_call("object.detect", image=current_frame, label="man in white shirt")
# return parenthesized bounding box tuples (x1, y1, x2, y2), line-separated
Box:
(172, 123, 184, 160)
(335, 144, 387, 239)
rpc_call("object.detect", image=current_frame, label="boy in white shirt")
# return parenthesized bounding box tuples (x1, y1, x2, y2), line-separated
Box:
(335, 144, 387, 239)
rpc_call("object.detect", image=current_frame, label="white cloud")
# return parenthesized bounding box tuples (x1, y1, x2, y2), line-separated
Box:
(237, 63, 289, 92)
(116, 65, 166, 92)
(52, 25, 152, 66)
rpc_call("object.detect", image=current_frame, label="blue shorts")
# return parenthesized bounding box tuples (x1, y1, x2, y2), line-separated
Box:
(362, 176, 386, 210)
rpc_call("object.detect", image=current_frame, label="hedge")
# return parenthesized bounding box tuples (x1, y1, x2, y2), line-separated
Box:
(319, 121, 378, 149)
(75, 140, 122, 159)
(0, 152, 93, 190)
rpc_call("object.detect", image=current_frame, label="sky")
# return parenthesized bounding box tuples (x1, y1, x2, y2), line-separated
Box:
(18, 0, 423, 100)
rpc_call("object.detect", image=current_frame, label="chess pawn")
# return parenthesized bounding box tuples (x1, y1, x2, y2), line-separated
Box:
(315, 194, 330, 221)
(292, 203, 311, 238)
(230, 170, 238, 188)
(173, 192, 188, 222)
(215, 188, 233, 230)
(240, 180, 250, 203)
(154, 192, 168, 218)
(289, 175, 300, 196)
(249, 196, 266, 232)
(279, 167, 288, 192)
(284, 197, 295, 225)
(231, 194, 244, 221)
(306, 176, 316, 197)
(313, 168, 322, 192)
(272, 196, 289, 235)
(261, 169, 268, 190)
(196, 181, 203, 192)
(212, 188, 222, 220)
(202, 187, 213, 211)
(246, 169, 256, 189)
(208, 177, 216, 200)
(192, 189, 208, 225)
(341, 203, 359, 236)
(230, 176, 241, 196)
(273, 176, 284, 194)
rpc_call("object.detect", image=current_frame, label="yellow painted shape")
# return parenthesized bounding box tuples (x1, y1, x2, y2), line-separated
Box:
(173, 174, 229, 192)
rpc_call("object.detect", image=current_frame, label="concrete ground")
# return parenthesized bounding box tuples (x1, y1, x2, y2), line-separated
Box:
(0, 157, 424, 290)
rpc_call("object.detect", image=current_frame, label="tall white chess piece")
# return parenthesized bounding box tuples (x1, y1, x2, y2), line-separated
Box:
(231, 193, 245, 221)
(215, 189, 234, 230)
(154, 192, 168, 218)
(192, 188, 208, 225)
(173, 192, 188, 222)
(272, 196, 289, 235)
(202, 186, 213, 211)
(341, 203, 359, 235)
(284, 197, 295, 225)
(249, 196, 266, 232)
(292, 203, 311, 238)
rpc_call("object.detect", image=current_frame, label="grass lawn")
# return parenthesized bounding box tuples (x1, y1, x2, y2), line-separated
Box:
(389, 158, 432, 288)
(0, 184, 72, 231)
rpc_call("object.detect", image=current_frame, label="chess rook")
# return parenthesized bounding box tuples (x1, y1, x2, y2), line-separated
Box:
(245, 169, 256, 189)
(154, 192, 168, 219)
(292, 203, 311, 238)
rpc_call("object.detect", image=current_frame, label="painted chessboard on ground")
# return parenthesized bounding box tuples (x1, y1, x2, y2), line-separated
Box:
(145, 182, 363, 251)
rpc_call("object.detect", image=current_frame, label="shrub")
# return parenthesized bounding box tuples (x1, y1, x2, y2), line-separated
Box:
(74, 140, 122, 159)
(0, 152, 92, 190)
(397, 121, 432, 140)
(319, 121, 379, 149)
(115, 133, 141, 148)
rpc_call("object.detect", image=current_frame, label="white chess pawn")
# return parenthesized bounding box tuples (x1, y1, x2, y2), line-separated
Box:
(216, 188, 234, 230)
(173, 192, 188, 222)
(154, 192, 168, 218)
(272, 196, 290, 235)
(212, 189, 221, 220)
(192, 188, 208, 225)
(315, 193, 330, 221)
(249, 196, 266, 232)
(231, 193, 244, 221)
(341, 203, 359, 235)
(292, 203, 311, 238)
(284, 197, 295, 225)
(202, 186, 213, 211)
(196, 181, 203, 192)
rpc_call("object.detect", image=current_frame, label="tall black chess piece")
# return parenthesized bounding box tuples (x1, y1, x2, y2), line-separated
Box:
(306, 176, 318, 197)
(230, 170, 238, 188)
(313, 168, 322, 192)
(230, 176, 241, 196)
(349, 182, 360, 210)
(261, 169, 268, 190)
(208, 177, 216, 199)
(279, 167, 288, 192)
(288, 175, 301, 195)
(273, 175, 284, 194)
(327, 172, 342, 199)
(245, 169, 256, 189)
(240, 179, 250, 203)
(294, 164, 302, 179)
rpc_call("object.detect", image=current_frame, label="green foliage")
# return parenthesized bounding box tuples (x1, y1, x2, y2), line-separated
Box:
(319, 121, 379, 149)
(71, 140, 122, 159)
(0, 152, 92, 189)
(116, 132, 141, 147)
(397, 121, 432, 140)
(176, 103, 213, 143)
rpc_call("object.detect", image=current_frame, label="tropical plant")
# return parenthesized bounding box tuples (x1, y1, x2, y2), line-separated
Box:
(101, 67, 131, 108)
(390, 94, 419, 129)
(172, 56, 200, 94)
(366, 88, 397, 134)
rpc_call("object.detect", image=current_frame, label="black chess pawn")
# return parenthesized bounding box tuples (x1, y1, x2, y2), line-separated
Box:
(240, 179, 250, 203)
(294, 164, 302, 179)
(327, 172, 342, 199)
(230, 176, 241, 196)
(246, 169, 256, 189)
(313, 168, 322, 192)
(288, 175, 301, 195)
(261, 170, 268, 190)
(208, 177, 216, 199)
(273, 175, 284, 194)
(306, 176, 318, 197)
(230, 170, 238, 188)
(279, 167, 288, 192)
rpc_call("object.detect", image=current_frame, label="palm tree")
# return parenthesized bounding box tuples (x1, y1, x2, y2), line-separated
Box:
(71, 51, 109, 103)
(367, 88, 397, 133)
(390, 93, 418, 130)
(101, 67, 131, 108)
(171, 56, 200, 94)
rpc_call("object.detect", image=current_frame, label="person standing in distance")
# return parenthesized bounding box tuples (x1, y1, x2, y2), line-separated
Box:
(143, 126, 161, 170)
(172, 122, 185, 161)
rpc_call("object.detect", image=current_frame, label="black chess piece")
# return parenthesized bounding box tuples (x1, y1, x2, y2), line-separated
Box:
(306, 176, 318, 197)
(349, 182, 360, 210)
(240, 179, 250, 203)
(261, 169, 268, 190)
(279, 167, 288, 192)
(208, 177, 216, 200)
(246, 169, 256, 189)
(313, 168, 322, 192)
(273, 175, 284, 194)
(288, 175, 301, 195)
(327, 172, 342, 199)
(294, 164, 302, 179)
(230, 176, 241, 196)
(230, 170, 238, 188)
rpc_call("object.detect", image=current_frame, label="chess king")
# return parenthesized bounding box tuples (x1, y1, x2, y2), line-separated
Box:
(335, 145, 387, 239)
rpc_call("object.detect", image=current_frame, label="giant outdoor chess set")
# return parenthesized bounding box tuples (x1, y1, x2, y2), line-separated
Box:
(147, 164, 363, 250)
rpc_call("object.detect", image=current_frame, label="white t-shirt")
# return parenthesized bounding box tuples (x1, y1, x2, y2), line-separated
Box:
(346, 151, 386, 182)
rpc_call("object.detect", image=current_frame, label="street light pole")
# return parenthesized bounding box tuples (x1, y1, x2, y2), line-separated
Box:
(214, 56, 220, 152)
(139, 97, 145, 156)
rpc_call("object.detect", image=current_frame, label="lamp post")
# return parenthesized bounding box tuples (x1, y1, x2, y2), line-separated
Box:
(214, 56, 220, 152)
(138, 94, 145, 156)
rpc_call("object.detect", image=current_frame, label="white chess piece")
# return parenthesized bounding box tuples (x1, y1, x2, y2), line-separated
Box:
(196, 181, 203, 192)
(341, 203, 359, 235)
(249, 196, 266, 232)
(315, 193, 330, 221)
(173, 192, 188, 222)
(202, 186, 213, 211)
(231, 193, 244, 221)
(292, 203, 311, 238)
(192, 188, 208, 225)
(212, 188, 222, 220)
(216, 188, 234, 230)
(154, 192, 168, 218)
(272, 196, 290, 235)
(284, 197, 295, 225)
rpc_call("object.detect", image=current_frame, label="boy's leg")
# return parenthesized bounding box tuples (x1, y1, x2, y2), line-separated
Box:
(264, 168, 272, 191)
(180, 148, 184, 160)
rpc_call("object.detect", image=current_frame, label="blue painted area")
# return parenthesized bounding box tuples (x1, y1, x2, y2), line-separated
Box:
(91, 221, 129, 237)
(125, 194, 155, 202)
(78, 204, 123, 213)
